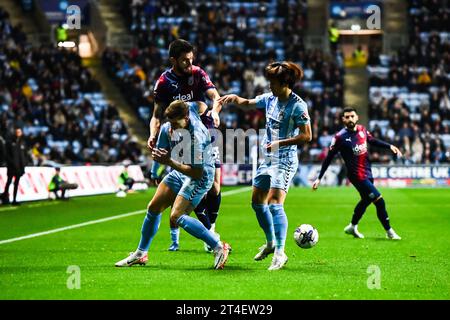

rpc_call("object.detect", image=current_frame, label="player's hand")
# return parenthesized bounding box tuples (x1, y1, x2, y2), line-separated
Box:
(218, 94, 237, 105)
(312, 178, 321, 191)
(149, 177, 161, 186)
(207, 110, 220, 128)
(152, 148, 170, 165)
(147, 136, 156, 151)
(265, 140, 280, 153)
(390, 145, 402, 158)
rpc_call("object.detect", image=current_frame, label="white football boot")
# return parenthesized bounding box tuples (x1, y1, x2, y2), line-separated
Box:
(115, 251, 148, 267)
(254, 243, 275, 261)
(268, 252, 288, 271)
(386, 228, 401, 240)
(116, 191, 127, 198)
(344, 223, 365, 239)
(168, 242, 179, 251)
(213, 242, 231, 269)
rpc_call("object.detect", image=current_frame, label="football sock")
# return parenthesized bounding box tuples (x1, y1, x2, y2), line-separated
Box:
(194, 210, 211, 230)
(177, 215, 219, 249)
(194, 195, 211, 229)
(269, 204, 288, 251)
(194, 195, 207, 215)
(351, 198, 371, 225)
(137, 210, 161, 251)
(374, 198, 391, 230)
(170, 227, 180, 244)
(206, 191, 221, 224)
(252, 203, 275, 244)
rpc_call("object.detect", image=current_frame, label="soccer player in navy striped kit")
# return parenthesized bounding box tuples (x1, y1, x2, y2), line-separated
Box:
(312, 107, 402, 240)
(219, 61, 312, 270)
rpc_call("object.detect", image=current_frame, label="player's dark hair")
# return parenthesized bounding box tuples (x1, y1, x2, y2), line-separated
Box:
(165, 100, 189, 120)
(264, 61, 304, 89)
(168, 39, 194, 59)
(342, 107, 358, 116)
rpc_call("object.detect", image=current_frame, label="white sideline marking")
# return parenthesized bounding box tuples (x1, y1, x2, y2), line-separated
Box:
(0, 207, 18, 212)
(0, 209, 146, 245)
(0, 201, 65, 212)
(0, 187, 252, 245)
(221, 186, 253, 196)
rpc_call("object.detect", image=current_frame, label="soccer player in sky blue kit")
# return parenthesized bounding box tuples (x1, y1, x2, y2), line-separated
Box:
(312, 107, 402, 240)
(149, 39, 223, 252)
(218, 61, 312, 270)
(115, 100, 230, 269)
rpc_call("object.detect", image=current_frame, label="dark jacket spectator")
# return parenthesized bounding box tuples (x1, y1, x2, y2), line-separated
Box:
(1, 128, 29, 205)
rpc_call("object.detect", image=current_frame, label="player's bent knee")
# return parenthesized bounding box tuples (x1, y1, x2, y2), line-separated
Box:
(169, 212, 183, 225)
(252, 191, 267, 204)
(373, 195, 383, 203)
(147, 199, 167, 214)
(252, 186, 269, 203)
(267, 189, 286, 205)
(267, 197, 283, 205)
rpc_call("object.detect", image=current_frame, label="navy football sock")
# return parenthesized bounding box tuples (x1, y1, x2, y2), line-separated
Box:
(194, 195, 211, 229)
(194, 211, 211, 230)
(374, 198, 391, 230)
(351, 199, 371, 225)
(206, 191, 221, 224)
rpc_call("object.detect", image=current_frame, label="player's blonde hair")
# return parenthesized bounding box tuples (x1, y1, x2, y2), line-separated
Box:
(165, 100, 189, 120)
(264, 61, 304, 89)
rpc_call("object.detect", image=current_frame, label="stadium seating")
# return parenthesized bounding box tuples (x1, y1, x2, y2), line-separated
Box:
(104, 0, 344, 163)
(0, 7, 144, 166)
(366, 0, 449, 164)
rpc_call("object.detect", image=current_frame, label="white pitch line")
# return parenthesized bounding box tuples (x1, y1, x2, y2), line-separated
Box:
(0, 209, 146, 245)
(222, 186, 253, 196)
(0, 187, 252, 245)
(0, 206, 18, 212)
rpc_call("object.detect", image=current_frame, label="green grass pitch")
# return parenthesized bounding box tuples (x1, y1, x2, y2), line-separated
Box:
(0, 186, 449, 300)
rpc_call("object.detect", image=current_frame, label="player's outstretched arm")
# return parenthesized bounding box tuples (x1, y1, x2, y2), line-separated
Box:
(217, 94, 257, 109)
(367, 132, 403, 159)
(206, 88, 221, 127)
(390, 144, 403, 158)
(312, 140, 340, 191)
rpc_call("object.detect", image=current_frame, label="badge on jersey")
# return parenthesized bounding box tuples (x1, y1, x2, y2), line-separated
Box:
(359, 131, 365, 139)
(300, 111, 310, 121)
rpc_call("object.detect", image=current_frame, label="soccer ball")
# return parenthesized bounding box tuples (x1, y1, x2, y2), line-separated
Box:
(294, 224, 319, 249)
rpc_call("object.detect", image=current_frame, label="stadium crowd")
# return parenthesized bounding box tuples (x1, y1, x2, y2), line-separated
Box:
(366, 0, 450, 164)
(2, 1, 448, 167)
(0, 7, 144, 166)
